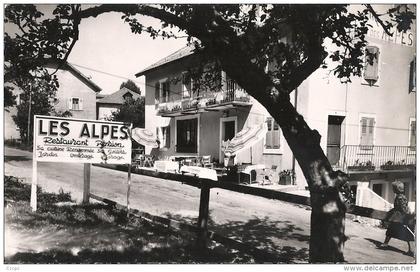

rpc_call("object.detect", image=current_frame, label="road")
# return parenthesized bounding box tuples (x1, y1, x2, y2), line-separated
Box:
(4, 147, 415, 263)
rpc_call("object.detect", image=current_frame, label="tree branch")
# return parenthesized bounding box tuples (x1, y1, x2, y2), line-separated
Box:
(79, 4, 190, 31)
(364, 4, 393, 36)
(281, 37, 327, 92)
(62, 6, 81, 63)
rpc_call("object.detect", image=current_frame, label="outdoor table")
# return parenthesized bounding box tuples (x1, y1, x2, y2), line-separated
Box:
(171, 155, 201, 166)
(179, 165, 218, 181)
(154, 160, 179, 173)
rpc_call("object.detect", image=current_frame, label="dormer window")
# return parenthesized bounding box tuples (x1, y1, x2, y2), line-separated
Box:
(123, 92, 133, 102)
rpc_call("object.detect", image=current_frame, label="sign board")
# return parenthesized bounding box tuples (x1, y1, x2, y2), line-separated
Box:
(33, 115, 132, 164)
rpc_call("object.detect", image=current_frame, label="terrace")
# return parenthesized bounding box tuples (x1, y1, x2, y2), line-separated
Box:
(338, 145, 416, 172)
(157, 80, 252, 117)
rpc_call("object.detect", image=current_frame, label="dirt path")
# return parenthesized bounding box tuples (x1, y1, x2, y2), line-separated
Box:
(4, 147, 415, 263)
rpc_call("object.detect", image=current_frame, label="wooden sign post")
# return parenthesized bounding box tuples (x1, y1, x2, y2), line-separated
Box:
(30, 117, 38, 211)
(83, 163, 91, 204)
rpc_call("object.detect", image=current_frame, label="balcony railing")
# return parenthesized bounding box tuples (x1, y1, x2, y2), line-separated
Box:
(157, 87, 251, 116)
(338, 145, 416, 171)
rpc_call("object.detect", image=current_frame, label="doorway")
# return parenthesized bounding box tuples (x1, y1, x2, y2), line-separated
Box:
(219, 116, 237, 162)
(327, 115, 345, 166)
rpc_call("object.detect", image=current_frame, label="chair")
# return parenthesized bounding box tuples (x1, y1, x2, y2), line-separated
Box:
(144, 155, 155, 167)
(183, 158, 194, 166)
(260, 165, 278, 186)
(202, 155, 214, 168)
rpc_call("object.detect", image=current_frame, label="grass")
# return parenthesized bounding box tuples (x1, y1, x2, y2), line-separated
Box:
(4, 139, 32, 151)
(4, 176, 254, 264)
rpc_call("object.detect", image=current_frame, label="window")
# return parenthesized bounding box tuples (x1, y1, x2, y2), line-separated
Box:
(176, 118, 198, 153)
(154, 82, 160, 108)
(182, 72, 192, 98)
(372, 183, 384, 197)
(360, 116, 375, 149)
(409, 57, 416, 93)
(161, 81, 170, 103)
(409, 119, 416, 150)
(68, 97, 83, 111)
(363, 45, 380, 86)
(265, 117, 281, 151)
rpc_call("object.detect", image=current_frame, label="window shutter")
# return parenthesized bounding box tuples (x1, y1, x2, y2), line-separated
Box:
(68, 98, 73, 110)
(367, 118, 374, 146)
(360, 118, 368, 146)
(265, 118, 273, 148)
(273, 121, 280, 149)
(410, 120, 416, 147)
(166, 126, 171, 148)
(364, 46, 380, 85)
(155, 82, 160, 103)
(182, 73, 191, 98)
(159, 81, 170, 102)
(79, 98, 83, 110)
(361, 117, 374, 147)
(409, 58, 416, 93)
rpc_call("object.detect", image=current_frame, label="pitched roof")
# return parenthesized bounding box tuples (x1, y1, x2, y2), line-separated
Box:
(135, 46, 195, 77)
(45, 60, 102, 93)
(97, 87, 141, 105)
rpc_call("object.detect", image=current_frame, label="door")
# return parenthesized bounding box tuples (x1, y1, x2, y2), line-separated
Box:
(224, 121, 235, 141)
(220, 117, 237, 162)
(176, 118, 198, 153)
(327, 115, 345, 166)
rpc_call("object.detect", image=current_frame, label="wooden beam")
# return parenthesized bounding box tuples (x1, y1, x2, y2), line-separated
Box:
(91, 164, 410, 222)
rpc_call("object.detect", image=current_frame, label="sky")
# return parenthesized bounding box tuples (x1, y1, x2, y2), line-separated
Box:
(6, 4, 189, 95)
(67, 8, 188, 95)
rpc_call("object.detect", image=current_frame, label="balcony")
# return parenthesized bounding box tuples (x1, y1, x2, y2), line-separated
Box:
(157, 85, 252, 117)
(338, 145, 416, 172)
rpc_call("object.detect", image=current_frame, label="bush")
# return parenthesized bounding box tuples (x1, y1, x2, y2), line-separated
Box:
(4, 175, 71, 205)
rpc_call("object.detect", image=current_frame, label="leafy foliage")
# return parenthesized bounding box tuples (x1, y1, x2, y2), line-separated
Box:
(4, 85, 16, 108)
(120, 79, 141, 94)
(11, 79, 57, 143)
(110, 97, 145, 128)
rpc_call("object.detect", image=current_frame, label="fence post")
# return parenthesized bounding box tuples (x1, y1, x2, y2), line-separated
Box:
(197, 183, 210, 249)
(83, 163, 91, 204)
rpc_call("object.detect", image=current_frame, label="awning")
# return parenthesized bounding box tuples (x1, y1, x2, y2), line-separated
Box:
(131, 128, 159, 148)
(223, 123, 267, 157)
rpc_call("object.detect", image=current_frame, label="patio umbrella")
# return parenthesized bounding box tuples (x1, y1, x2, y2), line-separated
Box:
(223, 123, 267, 159)
(131, 128, 159, 148)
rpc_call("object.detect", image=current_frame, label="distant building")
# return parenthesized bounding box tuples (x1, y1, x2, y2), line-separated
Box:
(4, 61, 102, 140)
(136, 5, 416, 206)
(96, 87, 141, 120)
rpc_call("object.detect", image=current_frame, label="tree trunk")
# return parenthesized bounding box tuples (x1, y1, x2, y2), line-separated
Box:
(273, 100, 347, 263)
